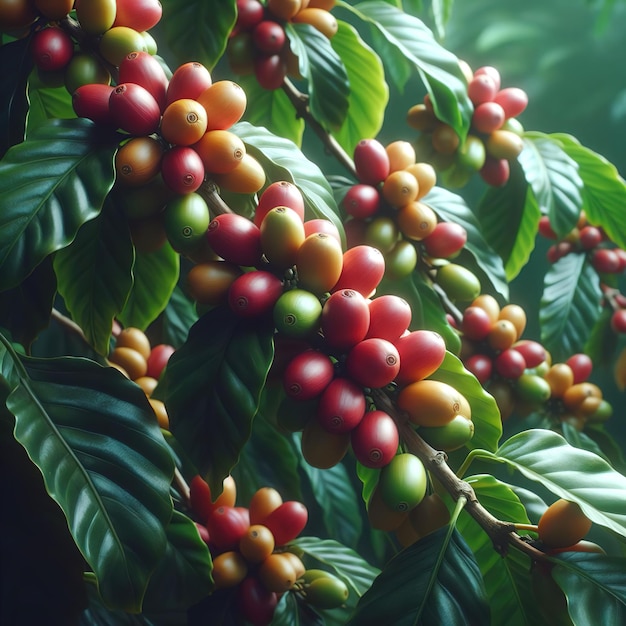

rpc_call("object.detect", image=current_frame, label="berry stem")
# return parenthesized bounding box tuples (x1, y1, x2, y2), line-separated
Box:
(371, 387, 549, 560)
(198, 179, 234, 216)
(281, 77, 358, 179)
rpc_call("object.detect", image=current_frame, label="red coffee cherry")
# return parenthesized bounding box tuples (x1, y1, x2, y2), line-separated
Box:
(316, 377, 367, 433)
(282, 350, 335, 400)
(345, 338, 400, 389)
(321, 289, 370, 352)
(31, 26, 74, 72)
(228, 271, 284, 318)
(353, 138, 390, 185)
(206, 213, 263, 267)
(351, 410, 399, 468)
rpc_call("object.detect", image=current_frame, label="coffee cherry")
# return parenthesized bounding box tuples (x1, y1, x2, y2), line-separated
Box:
(273, 289, 322, 338)
(485, 129, 524, 160)
(331, 245, 385, 297)
(146, 344, 175, 379)
(345, 338, 400, 388)
(255, 181, 306, 226)
(394, 330, 446, 385)
(254, 53, 287, 90)
(72, 84, 115, 126)
(431, 123, 460, 155)
(118, 51, 169, 111)
(419, 414, 475, 451)
(283, 350, 335, 400)
(31, 27, 74, 72)
(467, 73, 498, 105)
(499, 303, 527, 339)
(493, 87, 528, 118)
(396, 200, 437, 240)
(187, 261, 242, 306)
(422, 222, 467, 259)
(207, 505, 250, 551)
(108, 346, 148, 380)
(304, 575, 350, 609)
(378, 453, 427, 512)
(398, 379, 465, 427)
(511, 339, 546, 369)
(212, 550, 248, 588)
(253, 20, 286, 54)
(321, 289, 370, 351)
(166, 62, 213, 105)
(381, 170, 419, 207)
(296, 233, 343, 295)
(236, 0, 265, 31)
(161, 145, 205, 194)
(437, 263, 481, 302)
(342, 184, 380, 219)
(260, 206, 306, 269)
(65, 53, 111, 94)
(109, 83, 161, 136)
(461, 306, 493, 341)
(591, 248, 621, 273)
(228, 270, 284, 318)
(249, 487, 283, 525)
(316, 377, 366, 433)
(262, 501, 308, 546)
(116, 327, 151, 360)
(206, 213, 262, 267)
(292, 7, 338, 38)
(258, 553, 297, 593)
(113, 0, 163, 32)
(544, 363, 575, 398)
(353, 138, 390, 185)
(35, 0, 74, 20)
(487, 319, 518, 351)
(301, 417, 351, 468)
(366, 295, 412, 342)
(197, 80, 247, 130)
(75, 0, 116, 35)
(565, 353, 593, 384)
(494, 348, 526, 379)
(115, 136, 163, 187)
(480, 156, 510, 186)
(237, 576, 278, 626)
(465, 353, 493, 384)
(239, 525, 275, 563)
(163, 192, 210, 253)
(99, 26, 148, 67)
(212, 153, 266, 194)
(538, 499, 592, 549)
(384, 241, 417, 279)
(351, 410, 399, 469)
(366, 484, 407, 531)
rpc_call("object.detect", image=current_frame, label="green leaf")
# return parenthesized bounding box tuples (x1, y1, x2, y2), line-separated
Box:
(423, 186, 509, 299)
(0, 342, 175, 612)
(0, 35, 33, 156)
(26, 74, 76, 136)
(0, 118, 118, 292)
(80, 584, 161, 625)
(157, 305, 274, 496)
(157, 0, 236, 69)
(552, 133, 626, 251)
(430, 351, 502, 453)
(300, 458, 364, 547)
(330, 20, 389, 156)
(493, 429, 626, 539)
(287, 23, 350, 132)
(162, 284, 199, 349)
(239, 75, 305, 147)
(476, 159, 541, 281)
(539, 253, 602, 361)
(54, 201, 134, 356)
(0, 256, 56, 349)
(117, 242, 180, 332)
(457, 475, 542, 626)
(346, 527, 490, 625)
(233, 121, 345, 242)
(232, 409, 302, 504)
(290, 537, 380, 598)
(551, 552, 626, 625)
(521, 132, 583, 237)
(356, 461, 380, 506)
(141, 510, 213, 611)
(343, 1, 472, 139)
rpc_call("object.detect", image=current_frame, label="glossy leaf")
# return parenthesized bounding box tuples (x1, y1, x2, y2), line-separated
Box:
(233, 121, 345, 242)
(424, 186, 509, 299)
(330, 21, 388, 155)
(0, 35, 33, 156)
(300, 457, 363, 547)
(584, 307, 615, 367)
(539, 253, 602, 361)
(551, 552, 626, 625)
(79, 584, 160, 625)
(520, 132, 583, 237)
(356, 461, 380, 506)
(27, 78, 75, 135)
(162, 284, 198, 348)
(118, 242, 180, 332)
(343, 1, 472, 139)
(0, 341, 175, 612)
(560, 421, 610, 464)
(272, 593, 325, 626)
(291, 537, 380, 598)
(0, 256, 56, 349)
(431, 351, 502, 453)
(457, 475, 542, 626)
(289, 23, 350, 132)
(233, 410, 302, 504)
(157, 305, 274, 496)
(54, 201, 134, 356)
(158, 0, 235, 69)
(346, 527, 489, 625)
(493, 429, 626, 538)
(0, 118, 118, 292)
(239, 75, 305, 146)
(476, 158, 541, 281)
(552, 132, 626, 250)
(141, 510, 213, 611)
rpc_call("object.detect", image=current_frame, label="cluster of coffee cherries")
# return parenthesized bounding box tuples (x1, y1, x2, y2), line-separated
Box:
(22, 0, 162, 92)
(106, 323, 175, 429)
(188, 475, 349, 624)
(72, 53, 265, 256)
(341, 137, 482, 302)
(227, 0, 338, 90)
(408, 64, 528, 188)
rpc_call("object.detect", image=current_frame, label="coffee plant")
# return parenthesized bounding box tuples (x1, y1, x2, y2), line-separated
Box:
(2, 0, 626, 624)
